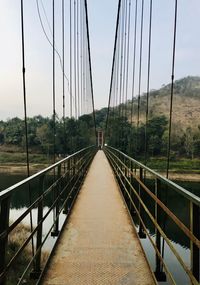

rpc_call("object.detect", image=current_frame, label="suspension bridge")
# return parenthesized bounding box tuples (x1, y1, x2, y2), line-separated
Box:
(0, 0, 200, 284)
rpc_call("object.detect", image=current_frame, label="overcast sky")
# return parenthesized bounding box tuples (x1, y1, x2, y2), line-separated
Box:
(0, 0, 200, 120)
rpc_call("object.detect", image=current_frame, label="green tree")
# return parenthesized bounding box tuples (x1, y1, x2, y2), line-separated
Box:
(183, 127, 195, 159)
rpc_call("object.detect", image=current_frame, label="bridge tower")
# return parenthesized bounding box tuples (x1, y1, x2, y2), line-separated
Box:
(97, 129, 104, 149)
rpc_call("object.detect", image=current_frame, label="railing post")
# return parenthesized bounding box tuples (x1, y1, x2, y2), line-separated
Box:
(0, 196, 10, 285)
(73, 156, 76, 184)
(122, 156, 126, 197)
(129, 160, 136, 217)
(190, 201, 200, 282)
(63, 159, 70, 214)
(125, 158, 128, 189)
(129, 159, 132, 213)
(69, 157, 73, 206)
(30, 175, 44, 279)
(74, 156, 78, 196)
(154, 178, 166, 281)
(51, 165, 61, 237)
(138, 167, 146, 238)
(76, 154, 81, 192)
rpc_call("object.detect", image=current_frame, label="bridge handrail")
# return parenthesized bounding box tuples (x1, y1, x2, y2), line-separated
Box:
(0, 145, 97, 284)
(0, 146, 95, 201)
(106, 146, 200, 206)
(104, 145, 200, 284)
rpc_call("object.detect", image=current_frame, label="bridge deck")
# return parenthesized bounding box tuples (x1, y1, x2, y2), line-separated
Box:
(41, 151, 155, 285)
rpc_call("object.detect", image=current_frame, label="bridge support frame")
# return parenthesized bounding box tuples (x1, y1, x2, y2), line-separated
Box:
(63, 159, 71, 215)
(138, 167, 146, 239)
(30, 175, 45, 279)
(154, 179, 166, 282)
(129, 160, 133, 215)
(0, 196, 10, 285)
(190, 202, 200, 282)
(51, 165, 61, 237)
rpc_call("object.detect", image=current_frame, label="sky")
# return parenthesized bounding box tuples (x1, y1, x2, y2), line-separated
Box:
(0, 0, 200, 120)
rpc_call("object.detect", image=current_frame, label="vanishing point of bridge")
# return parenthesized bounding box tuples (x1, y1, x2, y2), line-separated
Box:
(0, 0, 200, 284)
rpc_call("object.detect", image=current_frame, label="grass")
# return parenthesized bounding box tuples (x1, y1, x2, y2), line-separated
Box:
(140, 157, 200, 173)
(0, 151, 50, 164)
(0, 147, 199, 174)
(6, 223, 49, 285)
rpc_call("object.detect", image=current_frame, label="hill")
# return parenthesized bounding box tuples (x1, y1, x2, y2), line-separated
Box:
(126, 76, 200, 130)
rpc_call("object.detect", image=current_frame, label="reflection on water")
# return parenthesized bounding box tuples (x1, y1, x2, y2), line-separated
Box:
(0, 173, 26, 191)
(0, 173, 199, 284)
(140, 233, 190, 285)
(9, 207, 66, 251)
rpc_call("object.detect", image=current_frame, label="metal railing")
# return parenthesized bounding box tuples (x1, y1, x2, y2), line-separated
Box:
(0, 146, 97, 285)
(104, 146, 200, 285)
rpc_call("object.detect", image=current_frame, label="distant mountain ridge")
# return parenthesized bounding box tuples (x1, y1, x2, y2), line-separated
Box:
(153, 76, 200, 98)
(127, 76, 200, 130)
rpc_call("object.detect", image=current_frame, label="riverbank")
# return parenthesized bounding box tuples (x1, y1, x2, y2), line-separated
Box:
(0, 150, 200, 181)
(0, 162, 49, 175)
(159, 171, 200, 182)
(0, 162, 199, 182)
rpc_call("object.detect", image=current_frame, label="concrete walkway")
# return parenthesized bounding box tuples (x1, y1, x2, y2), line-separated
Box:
(41, 151, 156, 285)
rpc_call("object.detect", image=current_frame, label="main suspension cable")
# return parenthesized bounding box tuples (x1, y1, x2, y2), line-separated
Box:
(36, 0, 70, 95)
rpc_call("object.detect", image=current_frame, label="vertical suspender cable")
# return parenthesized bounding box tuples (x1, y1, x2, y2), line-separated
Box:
(121, 0, 128, 117)
(114, 4, 122, 123)
(21, 0, 30, 178)
(105, 0, 122, 132)
(84, 0, 97, 142)
(161, 0, 178, 266)
(114, 32, 120, 121)
(52, 0, 56, 164)
(80, 0, 83, 116)
(118, 0, 125, 117)
(136, 0, 144, 148)
(74, 0, 77, 118)
(130, 0, 138, 154)
(166, 0, 178, 179)
(77, 0, 80, 117)
(144, 0, 153, 166)
(82, 9, 86, 115)
(20, 0, 35, 260)
(124, 0, 131, 119)
(121, 0, 128, 151)
(62, 0, 66, 155)
(62, 0, 65, 120)
(70, 0, 73, 118)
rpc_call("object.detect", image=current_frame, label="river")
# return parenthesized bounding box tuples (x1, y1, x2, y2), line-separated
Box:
(0, 173, 199, 284)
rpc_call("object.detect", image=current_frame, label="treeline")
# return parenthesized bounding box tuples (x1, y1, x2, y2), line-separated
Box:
(0, 115, 96, 155)
(0, 110, 199, 160)
(107, 115, 200, 159)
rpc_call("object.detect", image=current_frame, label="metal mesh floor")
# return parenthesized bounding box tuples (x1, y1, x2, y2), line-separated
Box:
(41, 151, 155, 285)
